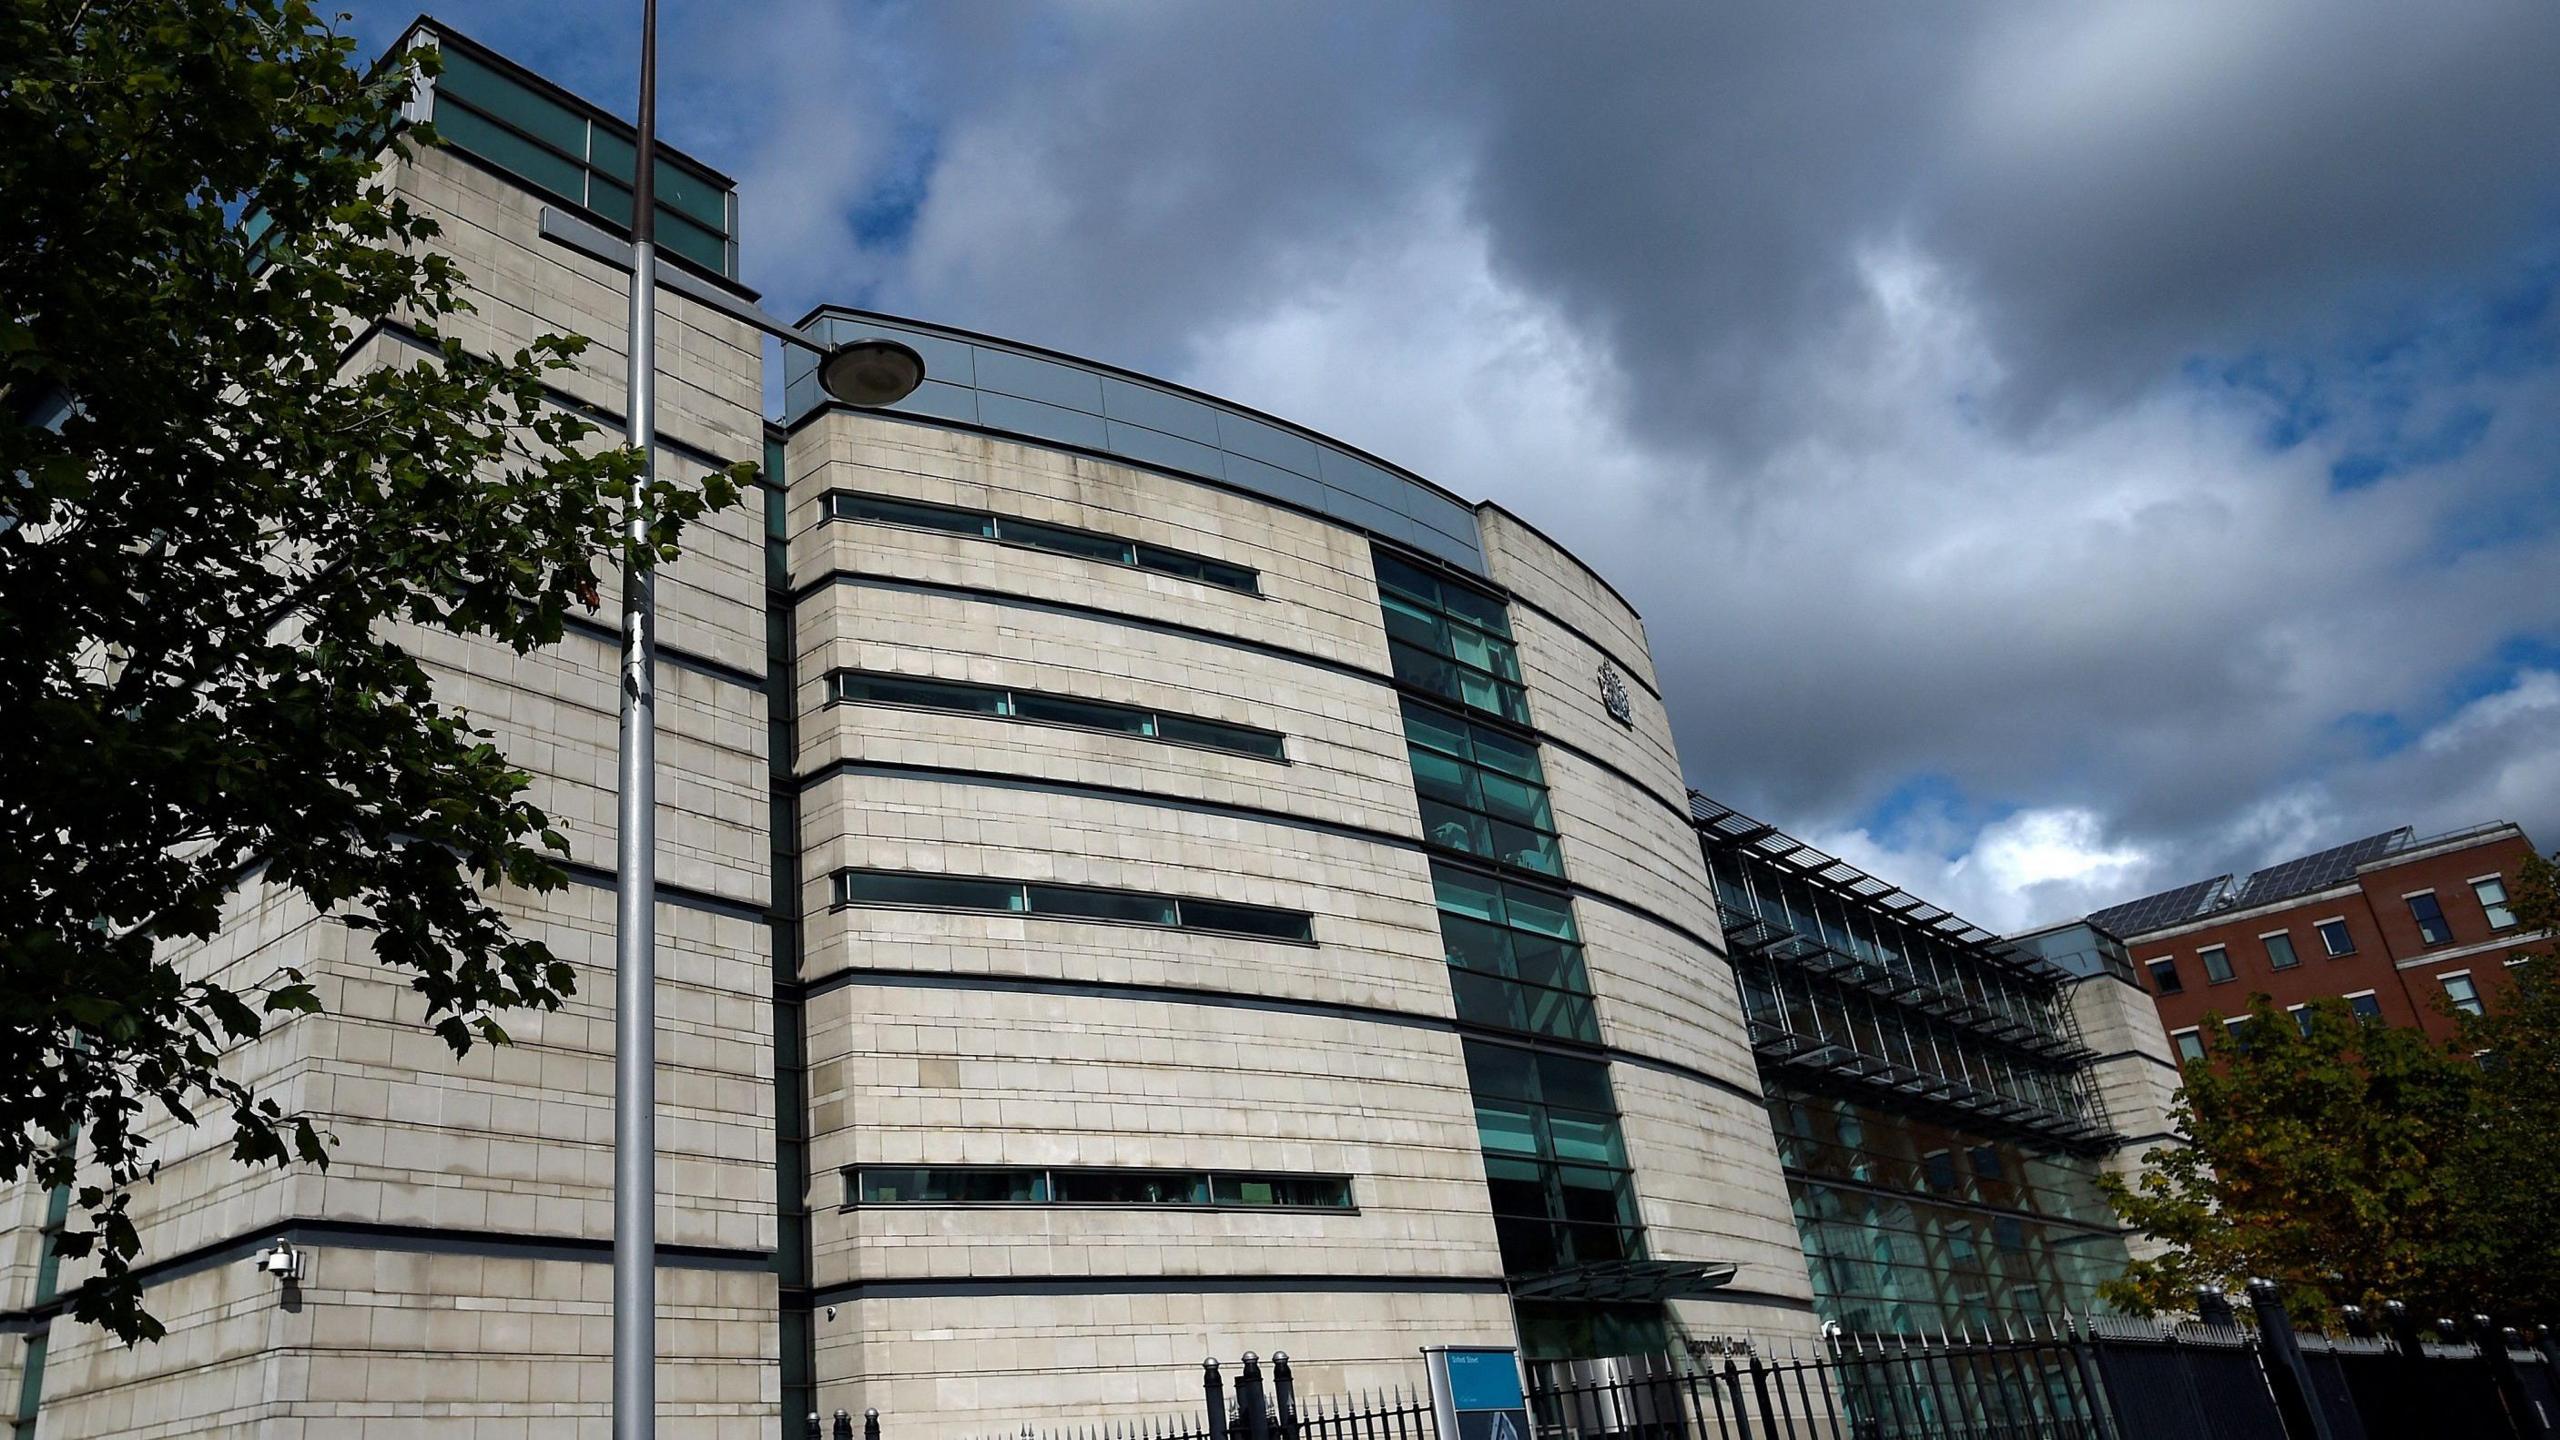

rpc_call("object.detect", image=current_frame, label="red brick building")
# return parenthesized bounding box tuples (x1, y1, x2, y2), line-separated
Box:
(2085, 821, 2543, 1062)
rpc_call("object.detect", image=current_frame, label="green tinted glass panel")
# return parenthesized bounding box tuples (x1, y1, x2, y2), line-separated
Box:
(1177, 898, 1314, 942)
(1439, 581, 1513, 638)
(1430, 863, 1507, 924)
(1535, 1053, 1616, 1112)
(1400, 699, 1474, 760)
(1052, 1170, 1210, 1205)
(1154, 713, 1284, 759)
(838, 871, 1024, 912)
(836, 674, 1006, 714)
(437, 49, 590, 155)
(657, 207, 728, 273)
(1474, 1101, 1542, 1155)
(1374, 553, 1442, 607)
(857, 1167, 1049, 1203)
(1469, 725, 1541, 780)
(432, 103, 584, 205)
(1026, 884, 1178, 926)
(1012, 692, 1152, 734)
(1001, 517, 1135, 563)
(834, 493, 996, 536)
(1503, 886, 1578, 940)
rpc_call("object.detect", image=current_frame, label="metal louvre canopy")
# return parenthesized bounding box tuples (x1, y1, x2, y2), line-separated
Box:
(1509, 1259, 1740, 1303)
(1688, 793, 2072, 987)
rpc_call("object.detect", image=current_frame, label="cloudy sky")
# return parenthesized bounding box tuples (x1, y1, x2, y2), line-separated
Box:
(358, 2, 2560, 933)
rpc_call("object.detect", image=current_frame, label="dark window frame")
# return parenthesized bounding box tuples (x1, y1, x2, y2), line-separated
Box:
(828, 490, 1261, 595)
(830, 669, 1286, 762)
(845, 1165, 1356, 1212)
(2145, 957, 2183, 995)
(2406, 892, 2454, 946)
(2316, 918, 2357, 956)
(834, 868, 1316, 944)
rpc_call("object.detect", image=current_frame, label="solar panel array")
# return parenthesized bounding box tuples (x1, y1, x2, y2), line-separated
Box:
(2086, 877, 2231, 940)
(2088, 826, 2419, 938)
(2237, 828, 2412, 907)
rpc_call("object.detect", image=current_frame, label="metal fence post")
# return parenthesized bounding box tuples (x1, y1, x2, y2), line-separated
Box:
(865, 1409, 881, 1440)
(1272, 1352, 1300, 1440)
(2246, 1278, 2337, 1440)
(1205, 1359, 1230, 1440)
(1238, 1354, 1272, 1440)
(833, 1410, 854, 1440)
(2472, 1316, 2550, 1440)
(1720, 1352, 1757, 1440)
(2197, 1286, 2236, 1328)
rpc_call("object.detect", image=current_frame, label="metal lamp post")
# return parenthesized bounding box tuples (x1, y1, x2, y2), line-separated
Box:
(609, 5, 923, 1434)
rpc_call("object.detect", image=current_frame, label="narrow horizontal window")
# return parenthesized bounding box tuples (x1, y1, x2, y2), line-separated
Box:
(836, 871, 1026, 913)
(834, 868, 1314, 943)
(829, 669, 1284, 761)
(1176, 897, 1316, 942)
(827, 490, 1259, 593)
(845, 1166, 1352, 1211)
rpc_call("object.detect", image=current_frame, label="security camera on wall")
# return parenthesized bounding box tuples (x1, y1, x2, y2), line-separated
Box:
(248, 1239, 304, 1283)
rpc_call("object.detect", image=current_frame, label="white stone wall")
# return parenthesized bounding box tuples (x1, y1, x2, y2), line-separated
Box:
(1, 127, 774, 1438)
(2069, 974, 2188, 1266)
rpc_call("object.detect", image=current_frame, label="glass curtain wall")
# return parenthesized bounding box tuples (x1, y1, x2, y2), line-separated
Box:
(1373, 547, 1660, 1358)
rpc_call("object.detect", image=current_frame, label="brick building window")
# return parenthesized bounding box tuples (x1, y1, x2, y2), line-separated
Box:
(2261, 931, 2300, 969)
(2288, 1004, 2314, 1036)
(2199, 945, 2235, 983)
(2146, 957, 2183, 994)
(2440, 971, 2483, 1017)
(2406, 892, 2453, 946)
(2472, 876, 2516, 930)
(2316, 918, 2356, 956)
(2345, 991, 2384, 1023)
(2171, 1028, 2205, 1063)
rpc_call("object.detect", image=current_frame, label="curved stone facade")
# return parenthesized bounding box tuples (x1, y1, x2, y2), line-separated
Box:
(779, 359, 1814, 1430)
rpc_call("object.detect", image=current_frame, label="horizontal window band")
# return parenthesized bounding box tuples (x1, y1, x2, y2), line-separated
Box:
(830, 668, 1285, 762)
(845, 1165, 1355, 1212)
(808, 1273, 1512, 1307)
(828, 489, 1261, 595)
(794, 759, 1732, 962)
(790, 569, 1703, 834)
(797, 965, 1768, 1111)
(0, 1219, 769, 1332)
(833, 867, 1316, 945)
(559, 612, 765, 692)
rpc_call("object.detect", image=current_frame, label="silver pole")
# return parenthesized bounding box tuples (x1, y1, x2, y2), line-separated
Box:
(612, 0, 660, 1435)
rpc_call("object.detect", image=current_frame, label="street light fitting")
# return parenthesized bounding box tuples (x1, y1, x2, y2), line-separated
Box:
(817, 338, 927, 408)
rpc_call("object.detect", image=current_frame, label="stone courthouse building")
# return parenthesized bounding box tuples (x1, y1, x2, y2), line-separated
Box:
(0, 22, 2175, 1438)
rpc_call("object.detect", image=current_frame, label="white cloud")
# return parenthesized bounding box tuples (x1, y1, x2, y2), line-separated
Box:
(1813, 808, 2156, 935)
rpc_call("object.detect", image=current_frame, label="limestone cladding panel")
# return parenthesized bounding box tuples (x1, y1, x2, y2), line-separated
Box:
(1472, 508, 1663, 698)
(1470, 513, 1686, 811)
(2069, 975, 2185, 1266)
(1537, 743, 1723, 949)
(1571, 900, 1759, 1095)
(334, 326, 764, 682)
(790, 593, 1416, 838)
(370, 151, 768, 676)
(816, 1289, 1512, 1440)
(0, 1169, 51, 1313)
(390, 144, 762, 461)
(786, 416, 1393, 676)
(802, 983, 1499, 1289)
(1609, 1064, 1819, 1313)
(796, 773, 1452, 1019)
(402, 619, 768, 905)
(33, 1243, 775, 1438)
(59, 876, 771, 1285)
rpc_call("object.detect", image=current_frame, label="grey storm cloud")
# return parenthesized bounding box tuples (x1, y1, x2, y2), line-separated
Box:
(370, 0, 2560, 929)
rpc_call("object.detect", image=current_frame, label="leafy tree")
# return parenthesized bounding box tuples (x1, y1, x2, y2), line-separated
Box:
(0, 0, 747, 1341)
(2439, 851, 2560, 1319)
(2098, 996, 2485, 1325)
